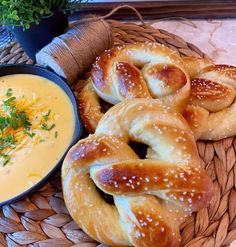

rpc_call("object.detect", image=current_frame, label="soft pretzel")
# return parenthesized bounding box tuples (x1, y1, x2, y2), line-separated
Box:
(183, 64, 236, 140)
(78, 42, 190, 132)
(77, 80, 103, 132)
(182, 56, 213, 79)
(62, 99, 213, 247)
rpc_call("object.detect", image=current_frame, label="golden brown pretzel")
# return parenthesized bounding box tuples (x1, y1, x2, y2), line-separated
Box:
(182, 56, 213, 79)
(62, 99, 213, 247)
(78, 42, 190, 133)
(183, 64, 236, 140)
(77, 80, 103, 132)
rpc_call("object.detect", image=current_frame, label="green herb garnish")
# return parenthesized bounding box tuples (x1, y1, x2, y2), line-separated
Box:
(41, 123, 55, 131)
(0, 153, 10, 167)
(40, 109, 56, 131)
(6, 88, 13, 97)
(2, 96, 16, 114)
(3, 96, 16, 106)
(0, 92, 34, 166)
(43, 110, 51, 121)
(24, 129, 35, 138)
(0, 89, 56, 166)
(19, 112, 31, 130)
(0, 116, 8, 133)
(0, 135, 16, 150)
(8, 112, 20, 129)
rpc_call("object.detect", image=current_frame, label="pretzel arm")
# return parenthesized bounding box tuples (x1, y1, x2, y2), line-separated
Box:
(91, 160, 213, 211)
(114, 196, 182, 247)
(78, 80, 104, 133)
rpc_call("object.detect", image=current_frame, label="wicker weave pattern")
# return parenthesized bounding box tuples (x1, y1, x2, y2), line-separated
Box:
(0, 21, 235, 247)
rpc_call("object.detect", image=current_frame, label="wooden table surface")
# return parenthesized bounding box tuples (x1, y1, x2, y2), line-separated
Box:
(72, 0, 236, 19)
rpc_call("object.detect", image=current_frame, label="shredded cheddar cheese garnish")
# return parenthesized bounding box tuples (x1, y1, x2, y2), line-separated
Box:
(0, 89, 56, 166)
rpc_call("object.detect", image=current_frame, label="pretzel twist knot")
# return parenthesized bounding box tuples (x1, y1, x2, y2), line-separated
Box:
(183, 64, 236, 140)
(62, 99, 213, 247)
(78, 43, 190, 132)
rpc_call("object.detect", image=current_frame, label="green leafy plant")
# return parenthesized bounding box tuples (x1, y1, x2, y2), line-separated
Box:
(0, 0, 88, 29)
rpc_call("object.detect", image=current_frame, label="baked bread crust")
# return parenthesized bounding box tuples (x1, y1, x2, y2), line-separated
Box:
(183, 64, 236, 140)
(62, 99, 213, 247)
(78, 43, 190, 133)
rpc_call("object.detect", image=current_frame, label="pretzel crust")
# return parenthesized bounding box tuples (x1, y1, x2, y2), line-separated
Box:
(78, 43, 190, 133)
(62, 99, 213, 247)
(183, 64, 236, 140)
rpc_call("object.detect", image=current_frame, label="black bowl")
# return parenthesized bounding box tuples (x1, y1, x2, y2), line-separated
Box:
(0, 64, 82, 206)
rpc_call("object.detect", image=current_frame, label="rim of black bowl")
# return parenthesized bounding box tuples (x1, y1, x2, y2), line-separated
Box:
(0, 64, 82, 206)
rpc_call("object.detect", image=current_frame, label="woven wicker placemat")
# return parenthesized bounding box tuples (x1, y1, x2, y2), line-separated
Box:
(0, 20, 235, 247)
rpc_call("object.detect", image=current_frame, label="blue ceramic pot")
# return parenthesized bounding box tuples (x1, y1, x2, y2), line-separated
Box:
(9, 12, 68, 61)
